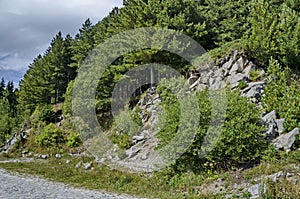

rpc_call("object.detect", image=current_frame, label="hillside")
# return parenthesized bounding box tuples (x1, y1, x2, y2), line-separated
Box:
(1, 0, 300, 198)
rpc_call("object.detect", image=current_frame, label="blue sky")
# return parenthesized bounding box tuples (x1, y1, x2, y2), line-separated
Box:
(0, 0, 123, 86)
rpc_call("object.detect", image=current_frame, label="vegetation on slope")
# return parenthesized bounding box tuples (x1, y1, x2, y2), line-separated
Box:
(1, 0, 300, 198)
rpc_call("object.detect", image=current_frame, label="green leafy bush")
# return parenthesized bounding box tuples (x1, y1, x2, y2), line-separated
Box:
(31, 105, 56, 128)
(238, 80, 248, 90)
(0, 98, 15, 143)
(67, 131, 81, 148)
(262, 58, 300, 132)
(250, 70, 264, 82)
(244, 0, 300, 68)
(36, 124, 65, 147)
(62, 80, 74, 117)
(157, 85, 266, 171)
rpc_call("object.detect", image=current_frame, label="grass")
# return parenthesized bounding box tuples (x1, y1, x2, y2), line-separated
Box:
(0, 153, 299, 198)
(0, 155, 220, 199)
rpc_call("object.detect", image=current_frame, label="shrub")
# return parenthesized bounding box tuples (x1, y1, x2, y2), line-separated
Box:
(157, 84, 267, 172)
(36, 124, 65, 147)
(250, 70, 264, 82)
(31, 105, 56, 127)
(244, 0, 300, 68)
(67, 131, 82, 148)
(238, 80, 248, 90)
(262, 58, 300, 132)
(62, 80, 74, 117)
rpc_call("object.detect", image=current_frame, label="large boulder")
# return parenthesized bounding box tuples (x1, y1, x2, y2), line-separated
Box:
(273, 128, 299, 152)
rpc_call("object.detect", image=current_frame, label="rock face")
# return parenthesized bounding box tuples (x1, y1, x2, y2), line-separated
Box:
(0, 130, 27, 154)
(101, 90, 164, 172)
(188, 50, 266, 105)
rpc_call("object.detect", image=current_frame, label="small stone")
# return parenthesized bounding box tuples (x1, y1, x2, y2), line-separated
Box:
(132, 135, 145, 142)
(83, 162, 92, 170)
(141, 154, 148, 160)
(40, 154, 48, 159)
(55, 154, 62, 158)
(66, 160, 70, 164)
(286, 172, 293, 178)
(75, 161, 82, 169)
(22, 150, 29, 154)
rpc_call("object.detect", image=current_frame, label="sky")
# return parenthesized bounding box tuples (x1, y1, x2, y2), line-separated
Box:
(0, 0, 123, 87)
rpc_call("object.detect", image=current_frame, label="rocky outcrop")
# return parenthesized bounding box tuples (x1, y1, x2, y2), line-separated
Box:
(0, 130, 28, 154)
(188, 50, 266, 104)
(100, 90, 163, 172)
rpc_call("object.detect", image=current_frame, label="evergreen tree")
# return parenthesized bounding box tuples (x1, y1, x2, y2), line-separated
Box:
(70, 19, 95, 70)
(0, 78, 5, 98)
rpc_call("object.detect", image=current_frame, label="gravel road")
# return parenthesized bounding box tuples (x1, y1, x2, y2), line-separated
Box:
(0, 169, 145, 199)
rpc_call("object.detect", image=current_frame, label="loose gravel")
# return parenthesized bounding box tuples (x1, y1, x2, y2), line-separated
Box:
(0, 169, 146, 199)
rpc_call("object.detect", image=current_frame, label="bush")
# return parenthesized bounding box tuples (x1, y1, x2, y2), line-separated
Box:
(31, 105, 56, 127)
(262, 58, 300, 132)
(63, 80, 74, 117)
(36, 124, 65, 147)
(157, 85, 267, 172)
(67, 131, 81, 148)
(244, 0, 300, 68)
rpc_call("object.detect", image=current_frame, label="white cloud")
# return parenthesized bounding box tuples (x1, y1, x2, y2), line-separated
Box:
(0, 0, 123, 83)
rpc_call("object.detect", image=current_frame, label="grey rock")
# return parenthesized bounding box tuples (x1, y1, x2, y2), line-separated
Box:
(273, 128, 299, 151)
(126, 147, 141, 158)
(227, 73, 246, 89)
(22, 150, 29, 155)
(243, 62, 257, 78)
(262, 111, 277, 123)
(223, 58, 234, 71)
(83, 162, 93, 170)
(188, 75, 199, 85)
(141, 154, 148, 160)
(248, 183, 266, 198)
(40, 154, 48, 159)
(229, 56, 246, 74)
(197, 83, 207, 91)
(265, 125, 277, 139)
(189, 78, 200, 89)
(55, 154, 62, 158)
(75, 161, 82, 169)
(132, 135, 145, 142)
(246, 86, 262, 98)
(269, 171, 284, 183)
(275, 119, 285, 134)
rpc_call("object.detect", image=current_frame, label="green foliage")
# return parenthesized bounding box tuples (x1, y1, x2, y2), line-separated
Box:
(244, 0, 300, 68)
(157, 85, 266, 171)
(262, 58, 300, 132)
(110, 130, 132, 150)
(62, 80, 74, 117)
(31, 105, 56, 128)
(0, 98, 15, 143)
(250, 70, 264, 82)
(199, 0, 252, 47)
(262, 144, 281, 162)
(238, 80, 248, 90)
(109, 105, 143, 149)
(36, 123, 65, 147)
(18, 32, 76, 115)
(67, 131, 81, 148)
